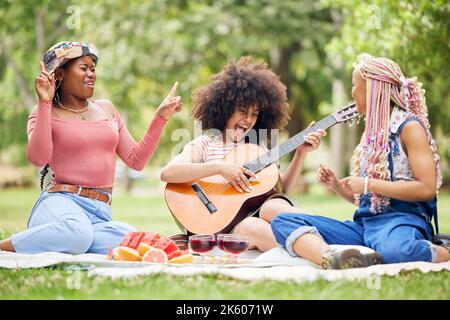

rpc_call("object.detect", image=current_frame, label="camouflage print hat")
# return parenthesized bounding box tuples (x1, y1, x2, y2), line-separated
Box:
(42, 41, 99, 74)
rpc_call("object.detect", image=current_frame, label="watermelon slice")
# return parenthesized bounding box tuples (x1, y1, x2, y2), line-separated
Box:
(119, 232, 135, 247)
(128, 232, 145, 249)
(153, 237, 179, 256)
(106, 246, 114, 260)
(167, 249, 183, 260)
(140, 232, 161, 246)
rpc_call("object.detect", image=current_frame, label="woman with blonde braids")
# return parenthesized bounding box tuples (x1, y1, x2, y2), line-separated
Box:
(271, 54, 449, 269)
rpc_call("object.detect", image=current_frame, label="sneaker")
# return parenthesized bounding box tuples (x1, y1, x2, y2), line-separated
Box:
(321, 248, 383, 270)
(433, 234, 450, 254)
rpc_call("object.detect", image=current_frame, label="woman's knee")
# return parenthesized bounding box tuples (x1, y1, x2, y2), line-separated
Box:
(88, 221, 136, 254)
(271, 213, 310, 244)
(259, 199, 293, 222)
(234, 217, 268, 237)
(271, 213, 308, 233)
(58, 218, 94, 254)
(377, 240, 431, 263)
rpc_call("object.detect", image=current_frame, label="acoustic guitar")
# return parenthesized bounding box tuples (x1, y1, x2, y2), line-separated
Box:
(165, 102, 359, 235)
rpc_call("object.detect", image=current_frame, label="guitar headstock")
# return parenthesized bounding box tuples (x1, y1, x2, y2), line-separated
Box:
(332, 102, 359, 124)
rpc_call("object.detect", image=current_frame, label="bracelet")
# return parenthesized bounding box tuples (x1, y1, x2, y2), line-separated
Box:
(363, 176, 369, 194)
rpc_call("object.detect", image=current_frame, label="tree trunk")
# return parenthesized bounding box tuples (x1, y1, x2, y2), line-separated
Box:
(330, 78, 347, 179)
(269, 43, 308, 192)
(0, 41, 35, 110)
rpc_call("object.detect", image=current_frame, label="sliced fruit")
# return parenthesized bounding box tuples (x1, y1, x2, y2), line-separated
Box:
(140, 232, 161, 246)
(167, 248, 183, 260)
(113, 246, 142, 262)
(106, 246, 114, 260)
(128, 231, 145, 249)
(153, 237, 179, 256)
(119, 232, 135, 247)
(168, 254, 193, 264)
(142, 248, 168, 264)
(137, 242, 153, 257)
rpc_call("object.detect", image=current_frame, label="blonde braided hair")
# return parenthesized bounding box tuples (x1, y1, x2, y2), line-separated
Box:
(351, 54, 441, 212)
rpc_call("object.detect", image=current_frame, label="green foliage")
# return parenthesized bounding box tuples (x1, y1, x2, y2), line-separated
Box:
(324, 0, 449, 130)
(0, 0, 448, 182)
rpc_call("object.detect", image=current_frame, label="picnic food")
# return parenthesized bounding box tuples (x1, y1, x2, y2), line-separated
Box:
(142, 248, 169, 263)
(168, 253, 194, 264)
(137, 242, 153, 257)
(112, 246, 142, 262)
(111, 231, 189, 263)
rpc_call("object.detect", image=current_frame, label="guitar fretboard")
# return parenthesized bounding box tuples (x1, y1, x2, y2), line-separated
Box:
(245, 114, 337, 173)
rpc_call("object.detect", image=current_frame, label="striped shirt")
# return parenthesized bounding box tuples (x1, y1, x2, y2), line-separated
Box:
(188, 135, 237, 163)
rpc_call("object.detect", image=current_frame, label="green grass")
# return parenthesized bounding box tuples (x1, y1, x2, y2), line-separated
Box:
(0, 268, 448, 300)
(0, 187, 449, 300)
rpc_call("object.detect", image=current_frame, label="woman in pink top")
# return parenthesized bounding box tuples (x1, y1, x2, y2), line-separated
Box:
(0, 41, 181, 254)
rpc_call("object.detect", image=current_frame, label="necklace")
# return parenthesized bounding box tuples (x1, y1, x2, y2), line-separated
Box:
(57, 101, 89, 120)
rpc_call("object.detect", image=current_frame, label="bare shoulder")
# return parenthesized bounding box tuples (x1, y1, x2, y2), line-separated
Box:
(400, 120, 430, 155)
(401, 120, 428, 144)
(93, 99, 119, 118)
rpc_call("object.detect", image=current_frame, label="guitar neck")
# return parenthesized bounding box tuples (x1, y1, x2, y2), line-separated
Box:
(245, 114, 338, 174)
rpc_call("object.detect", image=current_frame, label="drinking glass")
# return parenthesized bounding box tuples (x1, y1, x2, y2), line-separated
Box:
(189, 234, 215, 263)
(222, 234, 249, 263)
(216, 234, 231, 264)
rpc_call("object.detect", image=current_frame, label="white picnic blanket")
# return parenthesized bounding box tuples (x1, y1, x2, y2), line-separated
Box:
(1, 246, 449, 283)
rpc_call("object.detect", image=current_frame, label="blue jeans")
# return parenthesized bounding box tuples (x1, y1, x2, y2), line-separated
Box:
(271, 211, 437, 263)
(10, 191, 135, 254)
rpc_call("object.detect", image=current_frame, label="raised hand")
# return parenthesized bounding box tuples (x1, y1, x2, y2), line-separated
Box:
(156, 81, 182, 120)
(316, 164, 339, 191)
(35, 61, 56, 103)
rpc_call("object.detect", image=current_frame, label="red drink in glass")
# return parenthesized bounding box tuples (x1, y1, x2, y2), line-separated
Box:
(217, 239, 224, 251)
(189, 238, 215, 253)
(223, 240, 249, 254)
(221, 235, 249, 263)
(189, 234, 216, 263)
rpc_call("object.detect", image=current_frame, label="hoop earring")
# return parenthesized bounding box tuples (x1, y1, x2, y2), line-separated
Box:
(55, 79, 62, 103)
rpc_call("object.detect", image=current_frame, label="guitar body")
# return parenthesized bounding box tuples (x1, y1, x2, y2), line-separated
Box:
(165, 143, 280, 235)
(164, 102, 359, 236)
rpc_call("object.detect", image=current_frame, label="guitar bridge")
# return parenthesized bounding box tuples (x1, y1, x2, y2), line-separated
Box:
(191, 183, 217, 214)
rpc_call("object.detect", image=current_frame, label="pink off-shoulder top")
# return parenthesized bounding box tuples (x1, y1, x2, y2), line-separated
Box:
(27, 100, 167, 188)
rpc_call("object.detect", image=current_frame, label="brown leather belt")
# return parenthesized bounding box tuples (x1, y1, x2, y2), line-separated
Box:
(48, 184, 113, 204)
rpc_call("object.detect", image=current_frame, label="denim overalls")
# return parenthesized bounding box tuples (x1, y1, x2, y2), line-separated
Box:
(271, 107, 438, 263)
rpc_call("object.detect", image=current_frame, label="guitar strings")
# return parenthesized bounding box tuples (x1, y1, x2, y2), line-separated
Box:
(197, 110, 355, 195)
(199, 117, 336, 194)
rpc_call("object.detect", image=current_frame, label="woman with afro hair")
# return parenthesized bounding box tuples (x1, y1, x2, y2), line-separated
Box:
(161, 56, 326, 252)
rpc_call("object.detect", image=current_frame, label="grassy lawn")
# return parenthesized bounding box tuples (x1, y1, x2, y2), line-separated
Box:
(0, 186, 449, 300)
